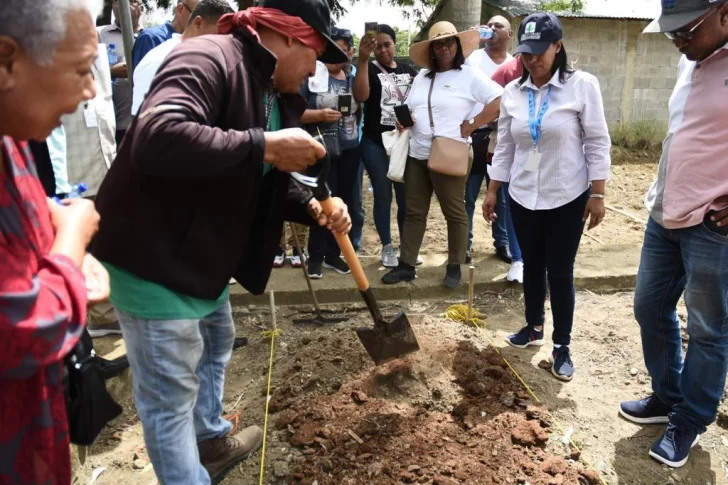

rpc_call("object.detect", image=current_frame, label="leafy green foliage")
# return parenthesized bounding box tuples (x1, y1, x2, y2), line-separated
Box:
(538, 0, 584, 13)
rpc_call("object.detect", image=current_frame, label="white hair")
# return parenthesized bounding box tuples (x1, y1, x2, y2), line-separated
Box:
(0, 0, 103, 65)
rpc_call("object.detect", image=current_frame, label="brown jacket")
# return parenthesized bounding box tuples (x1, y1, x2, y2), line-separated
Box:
(92, 31, 313, 299)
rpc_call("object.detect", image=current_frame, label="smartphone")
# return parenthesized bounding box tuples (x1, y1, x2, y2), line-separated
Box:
(338, 94, 352, 115)
(394, 104, 414, 128)
(704, 211, 728, 237)
(365, 22, 378, 40)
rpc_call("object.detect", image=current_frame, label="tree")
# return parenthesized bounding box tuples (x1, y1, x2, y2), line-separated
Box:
(538, 0, 584, 13)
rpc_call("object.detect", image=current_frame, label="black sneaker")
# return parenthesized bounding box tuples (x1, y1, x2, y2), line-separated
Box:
(382, 263, 416, 284)
(649, 422, 700, 468)
(465, 249, 472, 264)
(549, 346, 575, 381)
(443, 264, 461, 289)
(307, 259, 323, 279)
(323, 256, 350, 275)
(619, 395, 671, 425)
(505, 326, 545, 349)
(495, 245, 512, 264)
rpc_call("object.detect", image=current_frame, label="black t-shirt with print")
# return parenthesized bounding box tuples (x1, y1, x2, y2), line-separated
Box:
(361, 61, 416, 145)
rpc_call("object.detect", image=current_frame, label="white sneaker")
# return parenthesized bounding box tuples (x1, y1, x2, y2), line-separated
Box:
(381, 244, 398, 268)
(290, 250, 307, 268)
(395, 249, 423, 266)
(229, 278, 237, 285)
(507, 261, 524, 283)
(273, 250, 286, 268)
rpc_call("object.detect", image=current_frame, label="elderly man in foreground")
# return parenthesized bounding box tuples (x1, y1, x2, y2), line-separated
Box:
(91, 0, 351, 483)
(0, 1, 108, 484)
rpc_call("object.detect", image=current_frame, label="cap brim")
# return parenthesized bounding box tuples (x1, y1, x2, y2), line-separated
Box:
(318, 34, 349, 64)
(643, 8, 709, 33)
(514, 40, 551, 56)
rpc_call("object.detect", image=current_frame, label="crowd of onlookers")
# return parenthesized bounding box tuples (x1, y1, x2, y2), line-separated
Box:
(2, 0, 728, 483)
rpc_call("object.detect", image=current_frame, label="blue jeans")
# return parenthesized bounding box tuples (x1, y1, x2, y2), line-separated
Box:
(503, 183, 522, 262)
(116, 300, 235, 485)
(634, 217, 728, 433)
(360, 136, 405, 246)
(465, 171, 508, 250)
(349, 161, 365, 252)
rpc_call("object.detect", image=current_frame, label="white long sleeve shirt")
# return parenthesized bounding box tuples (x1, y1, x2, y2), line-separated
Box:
(490, 69, 611, 210)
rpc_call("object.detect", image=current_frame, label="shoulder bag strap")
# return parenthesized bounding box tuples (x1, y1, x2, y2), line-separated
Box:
(427, 72, 436, 138)
(372, 60, 406, 102)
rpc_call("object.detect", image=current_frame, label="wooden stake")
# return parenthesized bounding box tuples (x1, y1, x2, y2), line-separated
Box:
(269, 291, 276, 330)
(467, 265, 475, 321)
(606, 204, 646, 225)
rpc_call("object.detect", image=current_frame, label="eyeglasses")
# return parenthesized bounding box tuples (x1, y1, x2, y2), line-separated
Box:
(432, 37, 457, 50)
(180, 2, 192, 13)
(664, 8, 717, 40)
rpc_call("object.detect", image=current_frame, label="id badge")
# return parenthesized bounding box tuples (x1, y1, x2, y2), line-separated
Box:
(83, 103, 98, 128)
(524, 149, 542, 172)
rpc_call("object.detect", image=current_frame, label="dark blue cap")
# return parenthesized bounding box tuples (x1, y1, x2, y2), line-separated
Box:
(515, 13, 563, 56)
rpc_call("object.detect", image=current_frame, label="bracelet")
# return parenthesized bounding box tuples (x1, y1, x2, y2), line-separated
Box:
(589, 194, 605, 199)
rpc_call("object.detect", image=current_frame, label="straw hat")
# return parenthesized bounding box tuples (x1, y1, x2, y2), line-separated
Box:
(409, 21, 480, 69)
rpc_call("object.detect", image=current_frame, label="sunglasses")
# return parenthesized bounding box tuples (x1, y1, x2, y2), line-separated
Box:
(432, 37, 457, 50)
(664, 7, 717, 40)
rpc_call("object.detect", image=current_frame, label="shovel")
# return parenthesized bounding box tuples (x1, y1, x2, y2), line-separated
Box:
(290, 149, 420, 365)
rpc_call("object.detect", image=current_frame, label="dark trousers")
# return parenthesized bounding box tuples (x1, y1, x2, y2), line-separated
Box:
(308, 145, 361, 262)
(510, 189, 589, 346)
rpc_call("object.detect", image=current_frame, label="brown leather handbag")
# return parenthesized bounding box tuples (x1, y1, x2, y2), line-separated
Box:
(426, 73, 471, 177)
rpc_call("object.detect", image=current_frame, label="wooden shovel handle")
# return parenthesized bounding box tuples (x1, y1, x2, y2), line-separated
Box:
(319, 198, 370, 292)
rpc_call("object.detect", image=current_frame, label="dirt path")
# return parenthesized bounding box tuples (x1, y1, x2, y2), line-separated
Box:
(77, 291, 728, 485)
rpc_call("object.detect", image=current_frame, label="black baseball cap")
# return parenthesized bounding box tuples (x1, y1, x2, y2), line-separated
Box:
(644, 0, 727, 33)
(260, 0, 348, 64)
(514, 13, 563, 56)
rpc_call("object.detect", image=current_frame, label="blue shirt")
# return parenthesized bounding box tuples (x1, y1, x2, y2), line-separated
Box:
(131, 21, 175, 72)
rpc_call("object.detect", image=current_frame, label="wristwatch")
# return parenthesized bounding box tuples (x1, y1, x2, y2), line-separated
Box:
(468, 118, 476, 127)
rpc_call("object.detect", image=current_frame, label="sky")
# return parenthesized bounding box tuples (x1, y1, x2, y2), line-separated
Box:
(335, 0, 426, 36)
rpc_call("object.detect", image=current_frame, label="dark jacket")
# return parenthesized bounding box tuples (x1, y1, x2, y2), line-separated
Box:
(92, 30, 313, 300)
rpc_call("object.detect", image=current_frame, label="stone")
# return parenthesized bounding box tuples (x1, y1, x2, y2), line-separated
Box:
(511, 420, 549, 447)
(273, 461, 289, 478)
(132, 459, 147, 470)
(629, 368, 639, 376)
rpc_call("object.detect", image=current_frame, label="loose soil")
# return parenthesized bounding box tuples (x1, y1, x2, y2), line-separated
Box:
(355, 154, 659, 260)
(77, 291, 728, 485)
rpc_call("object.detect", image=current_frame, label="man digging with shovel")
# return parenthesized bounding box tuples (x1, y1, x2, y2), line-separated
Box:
(91, 1, 351, 483)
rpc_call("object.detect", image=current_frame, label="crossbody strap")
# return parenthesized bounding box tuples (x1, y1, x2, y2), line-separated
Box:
(373, 60, 406, 102)
(427, 72, 436, 137)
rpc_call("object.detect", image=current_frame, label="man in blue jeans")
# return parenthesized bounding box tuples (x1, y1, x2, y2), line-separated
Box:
(618, 0, 728, 469)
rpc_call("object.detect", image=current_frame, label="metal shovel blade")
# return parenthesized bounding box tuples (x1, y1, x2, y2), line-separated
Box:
(355, 307, 420, 366)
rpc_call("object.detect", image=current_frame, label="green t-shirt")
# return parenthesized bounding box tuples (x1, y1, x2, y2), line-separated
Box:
(262, 98, 280, 175)
(104, 263, 229, 320)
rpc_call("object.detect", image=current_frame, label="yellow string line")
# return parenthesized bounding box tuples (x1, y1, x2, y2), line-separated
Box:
(258, 327, 282, 485)
(446, 305, 607, 485)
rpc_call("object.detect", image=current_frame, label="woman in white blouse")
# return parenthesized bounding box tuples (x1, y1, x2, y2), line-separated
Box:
(483, 13, 611, 381)
(382, 21, 503, 288)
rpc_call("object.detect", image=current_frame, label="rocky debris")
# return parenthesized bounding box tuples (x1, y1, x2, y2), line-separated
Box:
(351, 391, 369, 404)
(511, 420, 549, 447)
(541, 457, 568, 476)
(272, 461, 288, 478)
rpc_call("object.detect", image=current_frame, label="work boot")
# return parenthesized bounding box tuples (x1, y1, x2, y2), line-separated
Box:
(443, 264, 461, 289)
(199, 426, 264, 484)
(382, 262, 416, 284)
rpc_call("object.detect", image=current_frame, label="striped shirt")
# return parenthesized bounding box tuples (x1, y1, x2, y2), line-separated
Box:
(645, 43, 728, 229)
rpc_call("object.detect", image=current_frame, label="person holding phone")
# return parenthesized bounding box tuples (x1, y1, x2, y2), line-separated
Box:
(298, 26, 360, 279)
(382, 21, 502, 288)
(354, 24, 417, 269)
(483, 13, 611, 381)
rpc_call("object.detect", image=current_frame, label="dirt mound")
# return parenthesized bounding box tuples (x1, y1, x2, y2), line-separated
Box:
(275, 338, 598, 484)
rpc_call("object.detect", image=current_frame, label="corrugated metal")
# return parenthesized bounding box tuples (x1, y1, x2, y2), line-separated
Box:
(483, 0, 660, 20)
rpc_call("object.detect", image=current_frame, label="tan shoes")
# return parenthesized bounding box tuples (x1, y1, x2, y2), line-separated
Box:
(198, 425, 264, 483)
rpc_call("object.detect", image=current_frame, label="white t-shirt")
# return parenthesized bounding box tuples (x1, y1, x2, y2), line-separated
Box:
(131, 34, 182, 116)
(465, 49, 513, 122)
(408, 65, 503, 160)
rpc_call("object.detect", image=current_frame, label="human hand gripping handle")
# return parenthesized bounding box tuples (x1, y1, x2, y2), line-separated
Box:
(319, 198, 369, 291)
(264, 128, 326, 173)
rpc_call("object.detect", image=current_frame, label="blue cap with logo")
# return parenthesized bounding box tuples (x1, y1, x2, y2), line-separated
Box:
(514, 12, 563, 56)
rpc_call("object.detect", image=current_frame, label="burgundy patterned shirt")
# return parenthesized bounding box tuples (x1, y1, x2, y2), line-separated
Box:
(0, 136, 87, 485)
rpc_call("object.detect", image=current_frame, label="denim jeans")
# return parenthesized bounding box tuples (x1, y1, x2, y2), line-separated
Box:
(510, 190, 589, 346)
(308, 146, 361, 262)
(503, 183, 522, 262)
(360, 136, 405, 246)
(634, 217, 728, 433)
(349, 161, 365, 252)
(116, 300, 235, 485)
(465, 171, 508, 250)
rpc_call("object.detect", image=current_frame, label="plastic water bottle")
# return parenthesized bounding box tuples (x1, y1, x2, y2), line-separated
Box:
(479, 27, 493, 40)
(107, 43, 118, 66)
(53, 183, 88, 203)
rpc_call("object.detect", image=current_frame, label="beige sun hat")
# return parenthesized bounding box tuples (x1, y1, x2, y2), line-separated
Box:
(409, 21, 480, 70)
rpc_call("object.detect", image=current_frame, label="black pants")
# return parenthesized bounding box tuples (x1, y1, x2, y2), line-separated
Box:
(509, 189, 589, 346)
(308, 145, 361, 262)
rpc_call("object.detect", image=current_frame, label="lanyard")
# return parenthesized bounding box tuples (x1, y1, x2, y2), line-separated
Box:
(528, 85, 552, 149)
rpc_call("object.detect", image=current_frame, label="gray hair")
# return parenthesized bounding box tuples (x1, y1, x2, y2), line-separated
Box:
(0, 0, 103, 65)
